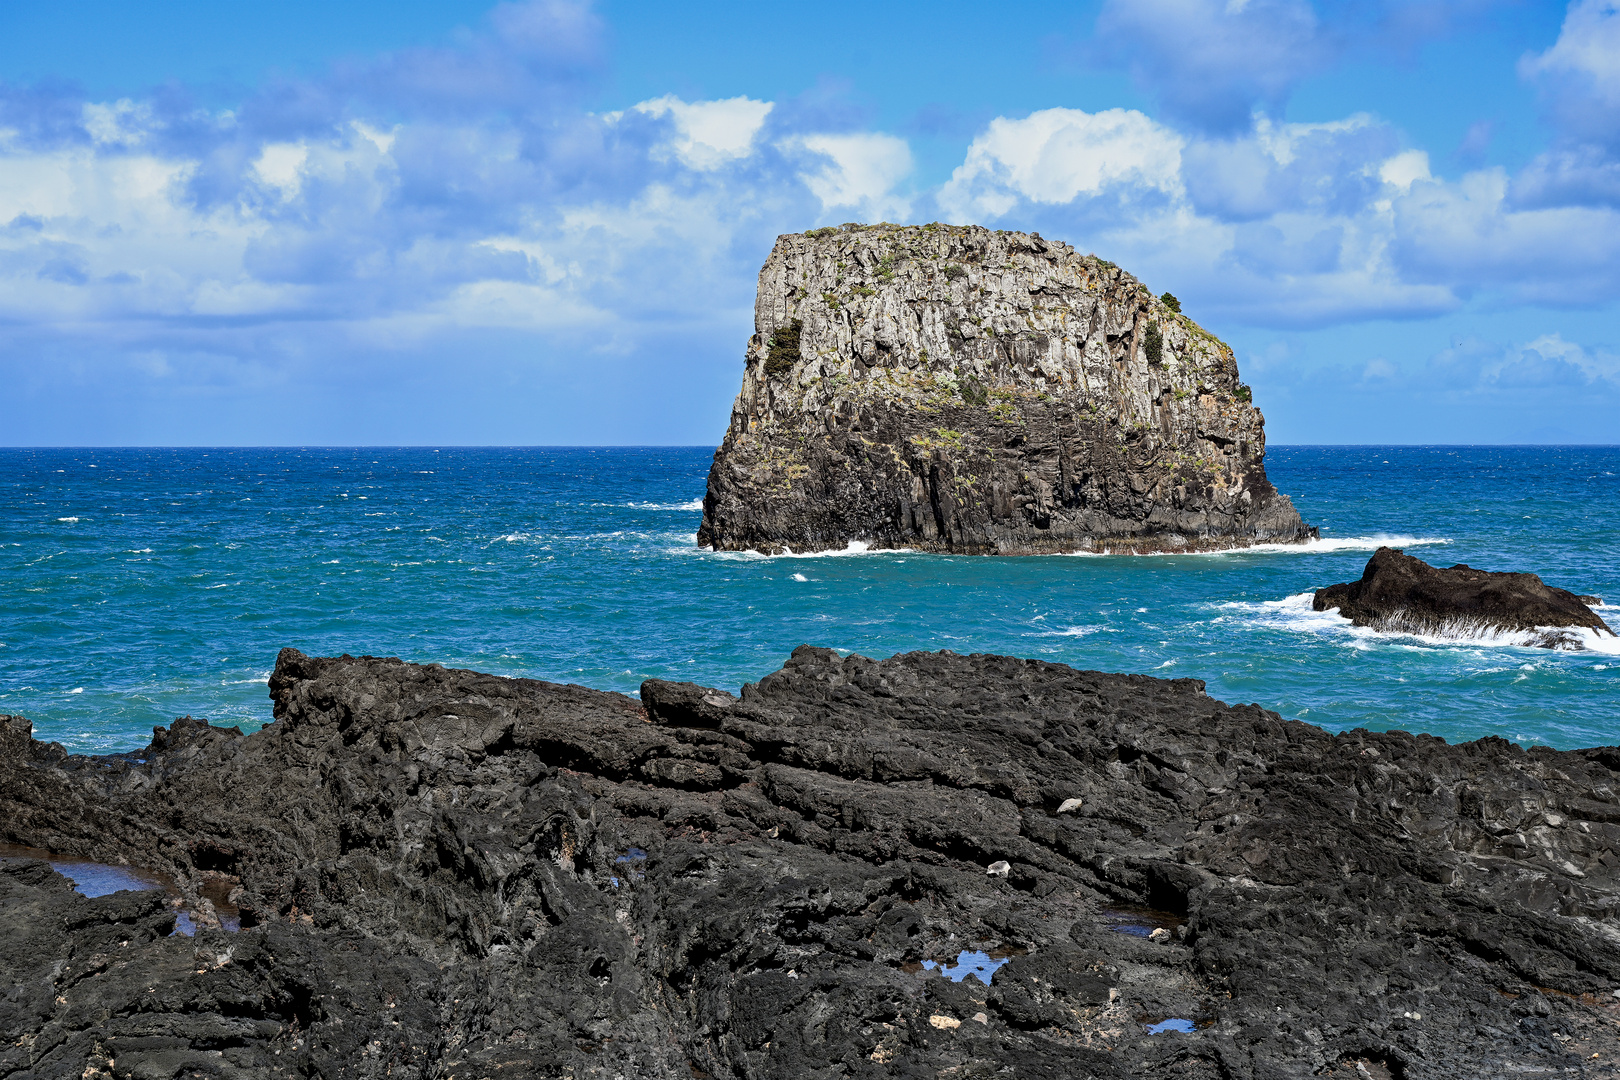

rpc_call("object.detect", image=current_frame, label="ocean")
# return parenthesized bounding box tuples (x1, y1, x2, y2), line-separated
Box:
(1, 445, 1615, 754)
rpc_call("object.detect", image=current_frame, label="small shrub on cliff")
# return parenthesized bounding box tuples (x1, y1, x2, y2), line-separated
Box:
(943, 264, 967, 281)
(1236, 384, 1253, 403)
(1143, 320, 1164, 365)
(805, 227, 840, 239)
(1160, 292, 1181, 313)
(765, 320, 802, 376)
(960, 374, 988, 406)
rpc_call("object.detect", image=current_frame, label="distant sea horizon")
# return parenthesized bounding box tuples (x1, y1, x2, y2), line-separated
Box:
(2, 444, 1616, 753)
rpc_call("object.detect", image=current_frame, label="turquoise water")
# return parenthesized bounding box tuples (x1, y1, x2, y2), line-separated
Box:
(1, 446, 1616, 753)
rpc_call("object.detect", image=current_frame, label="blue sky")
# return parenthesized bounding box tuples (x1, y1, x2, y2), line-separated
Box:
(0, 0, 1616, 445)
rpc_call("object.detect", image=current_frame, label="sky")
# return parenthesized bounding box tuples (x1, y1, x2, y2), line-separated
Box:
(0, 0, 1617, 446)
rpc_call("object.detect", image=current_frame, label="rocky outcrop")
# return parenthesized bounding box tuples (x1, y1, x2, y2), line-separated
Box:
(8, 647, 1620, 1077)
(1315, 546, 1614, 649)
(698, 223, 1315, 554)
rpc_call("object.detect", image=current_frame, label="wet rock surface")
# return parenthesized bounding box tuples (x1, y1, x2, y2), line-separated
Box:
(698, 223, 1315, 555)
(6, 646, 1620, 1077)
(1315, 546, 1615, 648)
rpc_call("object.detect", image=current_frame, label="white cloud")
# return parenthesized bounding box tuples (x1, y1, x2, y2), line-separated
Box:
(1521, 0, 1620, 111)
(939, 107, 1183, 219)
(632, 94, 773, 170)
(253, 143, 308, 198)
(1378, 150, 1432, 191)
(790, 132, 913, 217)
(81, 99, 152, 147)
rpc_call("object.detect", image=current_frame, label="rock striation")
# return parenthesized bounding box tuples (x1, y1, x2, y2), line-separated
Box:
(1315, 546, 1614, 649)
(8, 647, 1620, 1077)
(698, 223, 1315, 554)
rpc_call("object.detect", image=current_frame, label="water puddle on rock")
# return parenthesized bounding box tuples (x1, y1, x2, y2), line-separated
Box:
(0, 842, 167, 896)
(1146, 1018, 1197, 1034)
(173, 878, 244, 934)
(904, 944, 1027, 985)
(1100, 905, 1185, 938)
(0, 842, 240, 934)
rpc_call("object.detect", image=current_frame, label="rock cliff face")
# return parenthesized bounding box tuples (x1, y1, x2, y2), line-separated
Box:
(699, 224, 1314, 554)
(7, 648, 1620, 1078)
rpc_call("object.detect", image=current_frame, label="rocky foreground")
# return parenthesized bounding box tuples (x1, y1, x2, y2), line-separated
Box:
(6, 647, 1620, 1079)
(1315, 546, 1614, 649)
(699, 223, 1315, 555)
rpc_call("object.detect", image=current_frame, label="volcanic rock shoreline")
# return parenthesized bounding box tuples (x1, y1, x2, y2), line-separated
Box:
(6, 647, 1620, 1078)
(699, 223, 1316, 556)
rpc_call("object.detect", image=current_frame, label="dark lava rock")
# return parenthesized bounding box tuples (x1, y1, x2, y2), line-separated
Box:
(1314, 546, 1614, 649)
(698, 224, 1315, 555)
(7, 646, 1620, 1078)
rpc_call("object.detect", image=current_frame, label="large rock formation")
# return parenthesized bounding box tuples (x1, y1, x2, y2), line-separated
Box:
(1315, 546, 1614, 649)
(698, 224, 1314, 554)
(7, 647, 1620, 1078)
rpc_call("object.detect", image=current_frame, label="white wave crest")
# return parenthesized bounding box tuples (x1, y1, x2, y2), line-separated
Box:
(614, 499, 704, 511)
(1223, 592, 1620, 655)
(1137, 534, 1451, 557)
(688, 533, 1450, 561)
(56, 517, 80, 523)
(700, 540, 884, 560)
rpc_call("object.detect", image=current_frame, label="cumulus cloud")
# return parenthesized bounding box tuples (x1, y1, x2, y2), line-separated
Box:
(1521, 0, 1620, 148)
(788, 132, 914, 218)
(1511, 1, 1620, 212)
(927, 93, 1620, 324)
(939, 108, 1183, 219)
(630, 94, 773, 170)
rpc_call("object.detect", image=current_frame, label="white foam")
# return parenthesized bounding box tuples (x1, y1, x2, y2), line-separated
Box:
(612, 499, 704, 511)
(700, 540, 884, 560)
(1141, 534, 1450, 557)
(1029, 625, 1102, 638)
(56, 517, 80, 523)
(1224, 592, 1620, 655)
(791, 572, 809, 582)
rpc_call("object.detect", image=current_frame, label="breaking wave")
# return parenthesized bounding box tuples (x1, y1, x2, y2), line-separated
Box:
(1221, 592, 1620, 655)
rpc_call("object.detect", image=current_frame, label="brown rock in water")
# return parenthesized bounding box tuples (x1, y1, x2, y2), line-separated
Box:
(7, 646, 1620, 1077)
(697, 223, 1315, 555)
(1314, 546, 1614, 649)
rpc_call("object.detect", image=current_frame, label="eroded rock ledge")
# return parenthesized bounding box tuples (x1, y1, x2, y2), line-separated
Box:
(5, 646, 1620, 1079)
(699, 223, 1315, 554)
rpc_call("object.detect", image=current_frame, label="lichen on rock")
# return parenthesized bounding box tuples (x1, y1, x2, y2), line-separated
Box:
(698, 222, 1317, 555)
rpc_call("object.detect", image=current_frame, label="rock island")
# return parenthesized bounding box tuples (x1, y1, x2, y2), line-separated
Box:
(699, 223, 1315, 554)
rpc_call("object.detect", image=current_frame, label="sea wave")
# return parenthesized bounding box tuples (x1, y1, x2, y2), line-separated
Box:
(607, 499, 704, 511)
(699, 540, 890, 560)
(698, 533, 1452, 560)
(1104, 534, 1452, 557)
(1222, 592, 1620, 655)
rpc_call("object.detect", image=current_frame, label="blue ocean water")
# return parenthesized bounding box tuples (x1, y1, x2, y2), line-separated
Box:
(1, 446, 1615, 753)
